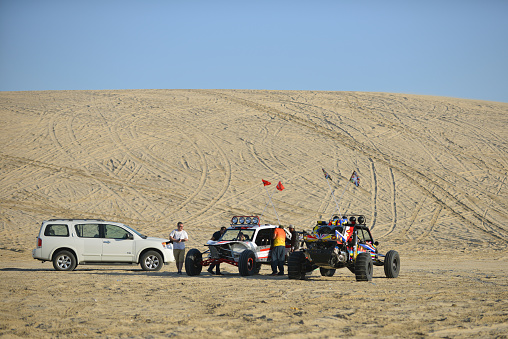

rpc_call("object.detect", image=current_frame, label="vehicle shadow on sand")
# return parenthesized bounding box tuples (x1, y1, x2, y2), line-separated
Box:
(0, 267, 55, 272)
(0, 268, 390, 281)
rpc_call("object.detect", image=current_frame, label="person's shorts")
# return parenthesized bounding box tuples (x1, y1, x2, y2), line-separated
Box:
(272, 245, 285, 261)
(173, 249, 185, 262)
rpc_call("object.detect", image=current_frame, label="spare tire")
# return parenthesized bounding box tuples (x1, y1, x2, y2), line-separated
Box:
(384, 250, 400, 278)
(288, 251, 307, 280)
(185, 249, 203, 276)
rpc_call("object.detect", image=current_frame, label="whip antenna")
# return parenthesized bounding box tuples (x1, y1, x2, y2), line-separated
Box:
(322, 168, 340, 215)
(260, 179, 285, 225)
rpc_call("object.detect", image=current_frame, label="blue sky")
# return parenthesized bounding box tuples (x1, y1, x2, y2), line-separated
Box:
(1, 0, 507, 103)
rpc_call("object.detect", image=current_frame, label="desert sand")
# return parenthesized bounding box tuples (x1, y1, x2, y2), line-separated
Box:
(0, 89, 507, 338)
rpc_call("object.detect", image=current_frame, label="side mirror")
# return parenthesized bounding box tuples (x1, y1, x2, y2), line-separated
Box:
(126, 233, 134, 240)
(374, 241, 379, 246)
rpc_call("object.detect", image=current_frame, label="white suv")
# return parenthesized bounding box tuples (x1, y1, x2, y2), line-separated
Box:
(32, 219, 174, 271)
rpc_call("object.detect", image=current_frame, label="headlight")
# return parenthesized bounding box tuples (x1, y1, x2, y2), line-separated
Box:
(239, 217, 245, 224)
(245, 217, 251, 224)
(252, 217, 259, 224)
(231, 216, 238, 224)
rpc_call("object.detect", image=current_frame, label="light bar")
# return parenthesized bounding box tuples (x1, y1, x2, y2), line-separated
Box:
(230, 216, 260, 225)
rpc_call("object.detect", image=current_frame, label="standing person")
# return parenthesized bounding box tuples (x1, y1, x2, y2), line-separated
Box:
(169, 222, 188, 275)
(271, 225, 286, 276)
(288, 225, 299, 252)
(208, 226, 226, 275)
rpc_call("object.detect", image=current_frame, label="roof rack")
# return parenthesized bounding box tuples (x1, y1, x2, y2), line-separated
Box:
(46, 218, 106, 222)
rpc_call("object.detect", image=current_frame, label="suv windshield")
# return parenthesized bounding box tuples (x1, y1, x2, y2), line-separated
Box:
(220, 229, 255, 241)
(123, 224, 147, 239)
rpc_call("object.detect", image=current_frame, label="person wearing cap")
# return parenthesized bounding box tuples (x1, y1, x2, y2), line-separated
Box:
(208, 226, 226, 275)
(288, 225, 299, 252)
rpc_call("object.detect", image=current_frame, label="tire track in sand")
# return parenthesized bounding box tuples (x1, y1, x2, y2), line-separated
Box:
(47, 113, 146, 220)
(89, 93, 216, 225)
(192, 90, 506, 245)
(88, 96, 172, 220)
(348, 94, 507, 244)
(368, 158, 379, 230)
(163, 114, 232, 227)
(190, 90, 362, 225)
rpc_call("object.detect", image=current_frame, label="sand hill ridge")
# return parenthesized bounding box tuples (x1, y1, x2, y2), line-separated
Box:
(0, 89, 507, 255)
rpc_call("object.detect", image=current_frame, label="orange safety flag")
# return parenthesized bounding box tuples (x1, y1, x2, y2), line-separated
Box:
(262, 179, 271, 186)
(276, 181, 285, 191)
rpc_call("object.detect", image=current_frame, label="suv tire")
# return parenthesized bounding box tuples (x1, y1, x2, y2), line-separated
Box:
(140, 250, 163, 271)
(355, 252, 373, 281)
(185, 249, 203, 276)
(319, 267, 336, 277)
(288, 251, 307, 280)
(384, 250, 400, 278)
(238, 250, 257, 276)
(53, 250, 77, 271)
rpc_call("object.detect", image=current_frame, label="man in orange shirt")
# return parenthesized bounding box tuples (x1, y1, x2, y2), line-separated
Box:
(271, 225, 286, 276)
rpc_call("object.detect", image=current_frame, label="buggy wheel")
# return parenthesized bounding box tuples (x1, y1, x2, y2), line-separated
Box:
(384, 250, 400, 278)
(238, 250, 257, 276)
(288, 251, 307, 280)
(185, 249, 203, 276)
(319, 267, 336, 277)
(355, 252, 373, 281)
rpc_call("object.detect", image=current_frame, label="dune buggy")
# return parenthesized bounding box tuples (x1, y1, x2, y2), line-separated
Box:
(185, 216, 293, 276)
(288, 215, 400, 281)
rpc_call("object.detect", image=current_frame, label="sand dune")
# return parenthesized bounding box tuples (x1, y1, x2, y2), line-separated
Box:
(0, 89, 507, 337)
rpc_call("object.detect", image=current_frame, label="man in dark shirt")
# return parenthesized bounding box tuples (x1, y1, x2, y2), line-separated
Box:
(289, 225, 299, 252)
(208, 226, 226, 275)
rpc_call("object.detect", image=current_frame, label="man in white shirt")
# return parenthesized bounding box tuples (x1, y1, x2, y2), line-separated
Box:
(169, 222, 189, 275)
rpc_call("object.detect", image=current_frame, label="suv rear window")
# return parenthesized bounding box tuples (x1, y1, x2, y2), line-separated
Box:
(75, 224, 100, 238)
(44, 224, 69, 237)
